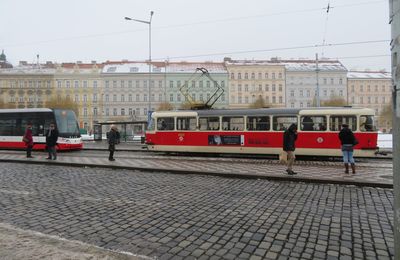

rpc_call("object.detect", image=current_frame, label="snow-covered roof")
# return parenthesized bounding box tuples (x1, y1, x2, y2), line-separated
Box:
(283, 60, 347, 72)
(165, 62, 227, 73)
(102, 63, 167, 74)
(0, 66, 55, 74)
(347, 71, 391, 79)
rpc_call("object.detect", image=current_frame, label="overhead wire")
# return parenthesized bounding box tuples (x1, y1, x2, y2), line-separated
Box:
(152, 40, 390, 61)
(0, 0, 387, 48)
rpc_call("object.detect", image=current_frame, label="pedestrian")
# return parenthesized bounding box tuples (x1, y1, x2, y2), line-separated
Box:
(283, 123, 298, 175)
(339, 123, 358, 174)
(23, 122, 34, 158)
(45, 123, 59, 160)
(107, 125, 120, 161)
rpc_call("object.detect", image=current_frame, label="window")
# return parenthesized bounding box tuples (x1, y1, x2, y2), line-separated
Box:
(169, 81, 173, 88)
(360, 115, 374, 132)
(222, 117, 244, 131)
(230, 73, 235, 79)
(176, 117, 197, 130)
(66, 81, 70, 88)
(272, 73, 275, 79)
(199, 117, 220, 131)
(106, 108, 109, 116)
(177, 94, 181, 102)
(57, 81, 62, 88)
(265, 73, 269, 79)
(121, 94, 125, 102)
(330, 78, 334, 85)
(128, 80, 133, 88)
(93, 81, 98, 88)
(105, 81, 110, 88)
(245, 73, 248, 79)
(121, 80, 125, 88)
(329, 116, 357, 131)
(121, 108, 125, 116)
(170, 94, 174, 102)
(74, 81, 79, 88)
(105, 94, 109, 102)
(300, 116, 327, 131)
(83, 94, 87, 102)
(136, 94, 140, 101)
(157, 117, 174, 130)
(278, 73, 282, 79)
(113, 108, 117, 116)
(272, 84, 276, 92)
(93, 107, 98, 116)
(272, 116, 297, 131)
(247, 116, 270, 131)
(251, 73, 255, 79)
(339, 78, 343, 85)
(199, 81, 203, 88)
(113, 94, 117, 102)
(113, 81, 117, 88)
(129, 94, 132, 102)
(238, 73, 241, 79)
(75, 95, 79, 102)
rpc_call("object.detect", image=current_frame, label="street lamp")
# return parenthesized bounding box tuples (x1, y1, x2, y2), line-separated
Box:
(125, 11, 154, 115)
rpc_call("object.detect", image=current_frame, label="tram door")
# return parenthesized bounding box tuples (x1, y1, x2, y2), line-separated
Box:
(93, 124, 102, 141)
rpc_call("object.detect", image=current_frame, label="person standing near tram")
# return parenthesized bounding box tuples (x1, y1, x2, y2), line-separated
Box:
(23, 122, 34, 158)
(283, 123, 298, 175)
(339, 123, 357, 174)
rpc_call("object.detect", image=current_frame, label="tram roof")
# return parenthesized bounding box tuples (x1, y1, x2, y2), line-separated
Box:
(0, 108, 53, 113)
(152, 107, 375, 117)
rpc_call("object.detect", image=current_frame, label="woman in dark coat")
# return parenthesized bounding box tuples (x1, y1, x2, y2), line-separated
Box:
(338, 123, 357, 174)
(45, 123, 59, 160)
(283, 123, 298, 175)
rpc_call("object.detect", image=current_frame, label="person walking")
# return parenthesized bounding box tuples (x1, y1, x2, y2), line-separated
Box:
(45, 123, 59, 160)
(283, 123, 298, 175)
(23, 122, 34, 158)
(107, 125, 120, 161)
(339, 123, 358, 174)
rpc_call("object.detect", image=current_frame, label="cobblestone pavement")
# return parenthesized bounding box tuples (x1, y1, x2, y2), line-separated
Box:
(0, 163, 394, 259)
(0, 150, 393, 187)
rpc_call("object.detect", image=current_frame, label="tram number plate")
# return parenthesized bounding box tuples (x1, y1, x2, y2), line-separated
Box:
(208, 135, 243, 145)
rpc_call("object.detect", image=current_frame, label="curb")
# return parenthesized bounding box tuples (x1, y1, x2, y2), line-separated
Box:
(0, 158, 393, 189)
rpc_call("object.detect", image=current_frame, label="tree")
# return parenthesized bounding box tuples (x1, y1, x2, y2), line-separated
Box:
(249, 96, 266, 108)
(46, 97, 79, 116)
(157, 102, 174, 111)
(0, 98, 14, 109)
(321, 96, 347, 107)
(379, 102, 393, 130)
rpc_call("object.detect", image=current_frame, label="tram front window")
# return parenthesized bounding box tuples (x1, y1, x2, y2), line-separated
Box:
(54, 109, 80, 136)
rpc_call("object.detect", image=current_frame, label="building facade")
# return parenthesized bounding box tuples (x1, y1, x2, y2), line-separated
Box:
(101, 62, 167, 122)
(225, 59, 286, 109)
(0, 64, 54, 109)
(284, 60, 347, 108)
(54, 62, 104, 130)
(347, 71, 392, 131)
(165, 62, 228, 109)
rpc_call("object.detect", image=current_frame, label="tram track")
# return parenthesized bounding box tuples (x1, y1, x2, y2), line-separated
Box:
(0, 149, 392, 169)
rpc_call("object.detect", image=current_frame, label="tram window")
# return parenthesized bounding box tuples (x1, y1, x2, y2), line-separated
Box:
(0, 118, 16, 136)
(199, 117, 220, 131)
(222, 117, 244, 131)
(360, 115, 374, 132)
(329, 116, 357, 131)
(300, 116, 327, 131)
(272, 116, 297, 131)
(176, 117, 197, 130)
(157, 117, 174, 131)
(247, 116, 270, 131)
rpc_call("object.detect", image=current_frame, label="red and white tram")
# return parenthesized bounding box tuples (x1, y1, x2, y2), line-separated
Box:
(145, 107, 378, 157)
(0, 108, 82, 151)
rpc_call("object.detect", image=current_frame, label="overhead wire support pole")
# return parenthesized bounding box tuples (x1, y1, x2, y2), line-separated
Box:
(125, 11, 154, 115)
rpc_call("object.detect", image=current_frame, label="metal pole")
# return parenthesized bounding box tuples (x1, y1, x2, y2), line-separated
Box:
(148, 11, 153, 113)
(316, 53, 320, 107)
(389, 0, 399, 257)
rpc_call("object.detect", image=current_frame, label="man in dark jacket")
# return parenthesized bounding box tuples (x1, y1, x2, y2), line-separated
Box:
(46, 123, 59, 160)
(338, 123, 357, 174)
(283, 123, 298, 175)
(108, 125, 120, 161)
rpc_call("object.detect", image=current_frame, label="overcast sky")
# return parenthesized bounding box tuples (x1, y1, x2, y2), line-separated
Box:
(0, 0, 391, 71)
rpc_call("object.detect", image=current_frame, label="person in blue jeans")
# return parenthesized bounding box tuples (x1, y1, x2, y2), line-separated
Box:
(338, 123, 357, 174)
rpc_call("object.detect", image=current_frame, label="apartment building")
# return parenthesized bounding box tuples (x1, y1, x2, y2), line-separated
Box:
(54, 62, 104, 130)
(165, 62, 228, 109)
(225, 58, 286, 109)
(284, 59, 347, 108)
(347, 71, 392, 131)
(101, 62, 167, 122)
(0, 63, 54, 109)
